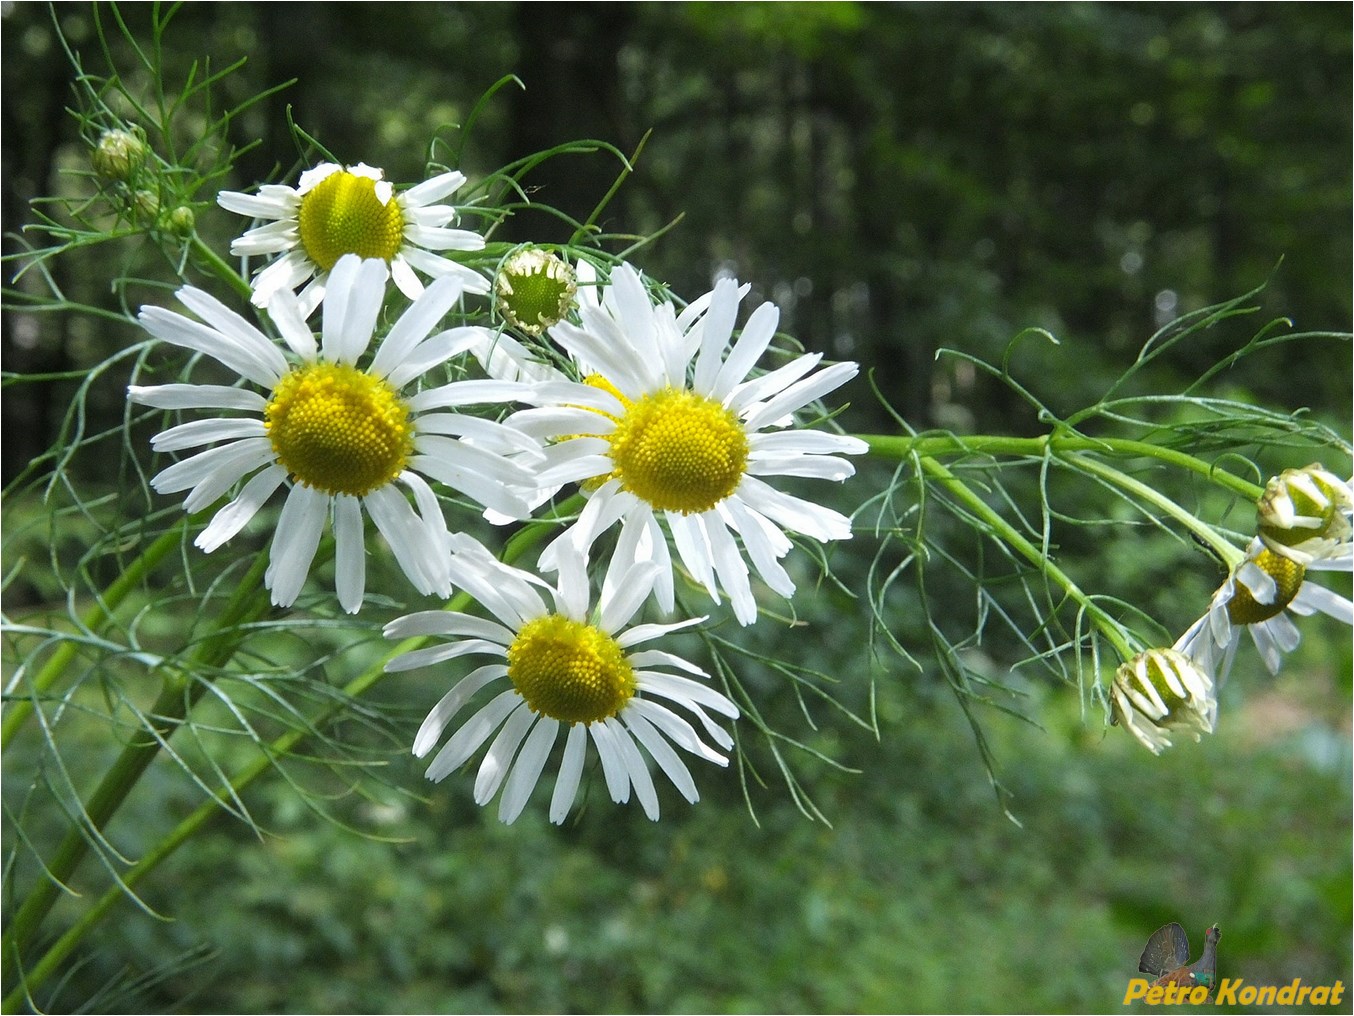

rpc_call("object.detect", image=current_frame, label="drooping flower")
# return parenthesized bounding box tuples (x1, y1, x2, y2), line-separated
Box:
(1111, 648, 1217, 755)
(1174, 538, 1353, 682)
(1256, 463, 1353, 566)
(218, 162, 488, 310)
(385, 538, 738, 824)
(487, 262, 866, 625)
(494, 247, 578, 335)
(130, 254, 542, 613)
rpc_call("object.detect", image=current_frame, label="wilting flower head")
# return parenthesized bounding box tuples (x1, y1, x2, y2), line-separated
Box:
(1256, 463, 1353, 566)
(486, 262, 866, 625)
(218, 162, 488, 311)
(130, 254, 542, 612)
(1111, 648, 1217, 755)
(1175, 538, 1354, 682)
(385, 538, 739, 824)
(495, 248, 578, 335)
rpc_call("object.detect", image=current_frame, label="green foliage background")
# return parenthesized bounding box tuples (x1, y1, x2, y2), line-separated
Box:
(3, 3, 1350, 1013)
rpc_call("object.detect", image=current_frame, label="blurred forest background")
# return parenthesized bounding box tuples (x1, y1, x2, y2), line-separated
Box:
(2, 2, 1351, 1013)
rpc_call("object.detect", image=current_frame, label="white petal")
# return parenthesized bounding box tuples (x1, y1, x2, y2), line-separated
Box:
(588, 720, 632, 804)
(498, 716, 559, 824)
(727, 353, 821, 414)
(401, 170, 466, 208)
(598, 560, 661, 633)
(384, 328, 483, 390)
(384, 611, 514, 645)
(409, 665, 508, 757)
(750, 429, 869, 457)
(425, 689, 521, 782)
(636, 670, 740, 718)
(692, 278, 741, 396)
(321, 256, 388, 364)
(711, 300, 779, 402)
(704, 511, 756, 625)
(129, 384, 267, 412)
(333, 493, 365, 614)
(151, 417, 267, 453)
(474, 702, 536, 805)
(740, 361, 859, 433)
(408, 379, 537, 412)
(666, 512, 718, 600)
(747, 453, 858, 482)
(217, 185, 298, 219)
(139, 304, 286, 388)
(1291, 582, 1354, 625)
(194, 463, 286, 553)
(266, 289, 318, 360)
(368, 277, 469, 381)
(265, 483, 328, 607)
(606, 717, 659, 820)
(736, 476, 853, 542)
(363, 484, 445, 596)
(550, 724, 589, 824)
(623, 710, 699, 802)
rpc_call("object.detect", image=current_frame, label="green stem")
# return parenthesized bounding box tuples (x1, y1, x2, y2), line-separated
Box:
(189, 234, 252, 302)
(0, 551, 271, 996)
(1063, 453, 1244, 566)
(2, 507, 568, 1011)
(863, 433, 1265, 502)
(916, 455, 1137, 661)
(2, 518, 189, 750)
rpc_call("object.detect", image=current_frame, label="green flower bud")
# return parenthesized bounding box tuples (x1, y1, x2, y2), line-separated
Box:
(1111, 648, 1216, 755)
(164, 205, 196, 238)
(131, 189, 161, 224)
(495, 248, 578, 335)
(91, 127, 147, 182)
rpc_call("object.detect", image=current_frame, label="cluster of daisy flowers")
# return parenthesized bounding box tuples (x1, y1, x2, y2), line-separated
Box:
(1112, 464, 1354, 754)
(130, 160, 865, 823)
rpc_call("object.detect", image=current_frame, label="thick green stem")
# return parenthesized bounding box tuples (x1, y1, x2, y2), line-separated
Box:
(916, 455, 1137, 661)
(2, 518, 189, 750)
(0, 551, 271, 997)
(863, 432, 1265, 502)
(189, 235, 253, 302)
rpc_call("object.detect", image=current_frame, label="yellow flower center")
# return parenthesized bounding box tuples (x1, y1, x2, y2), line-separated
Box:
(265, 362, 413, 496)
(1227, 548, 1305, 625)
(296, 171, 405, 271)
(600, 384, 750, 514)
(507, 614, 636, 724)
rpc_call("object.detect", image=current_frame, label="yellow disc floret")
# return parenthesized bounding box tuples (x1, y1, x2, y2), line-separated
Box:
(297, 170, 405, 271)
(265, 362, 413, 496)
(507, 614, 636, 724)
(606, 387, 749, 514)
(1227, 548, 1305, 625)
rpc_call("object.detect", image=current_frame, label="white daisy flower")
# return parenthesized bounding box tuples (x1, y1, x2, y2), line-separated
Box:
(1111, 648, 1217, 755)
(130, 254, 543, 613)
(385, 537, 739, 824)
(1174, 538, 1354, 682)
(1256, 463, 1353, 566)
(218, 162, 488, 310)
(485, 262, 867, 625)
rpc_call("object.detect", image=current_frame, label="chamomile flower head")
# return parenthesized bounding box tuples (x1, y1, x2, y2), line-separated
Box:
(492, 262, 867, 625)
(1256, 463, 1353, 566)
(130, 254, 543, 613)
(1174, 538, 1354, 683)
(384, 539, 739, 824)
(218, 162, 488, 311)
(495, 247, 578, 335)
(1111, 648, 1217, 755)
